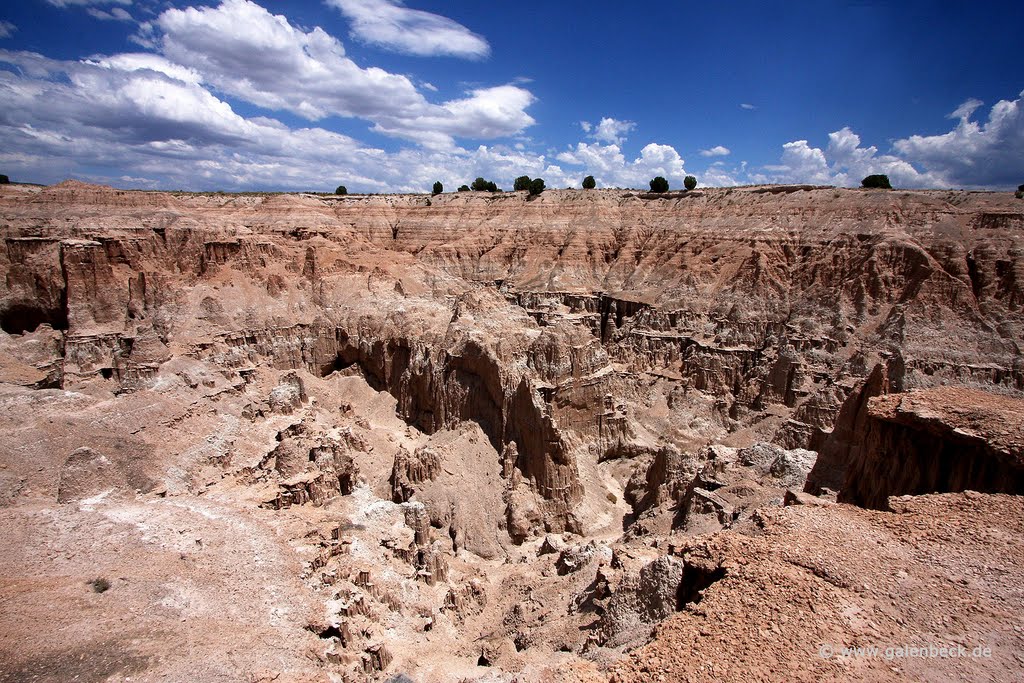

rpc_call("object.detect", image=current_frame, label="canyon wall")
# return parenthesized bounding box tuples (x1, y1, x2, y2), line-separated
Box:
(839, 387, 1024, 509)
(2, 182, 1023, 530)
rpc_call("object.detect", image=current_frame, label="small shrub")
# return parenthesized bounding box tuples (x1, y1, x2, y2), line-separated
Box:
(471, 177, 499, 192)
(1018, 184, 1024, 192)
(861, 174, 892, 189)
(1016, 191, 1023, 200)
(335, 185, 348, 195)
(529, 178, 545, 196)
(432, 181, 443, 195)
(582, 175, 596, 189)
(90, 577, 111, 593)
(514, 175, 532, 192)
(0, 174, 9, 184)
(458, 185, 470, 192)
(684, 175, 697, 191)
(649, 176, 669, 193)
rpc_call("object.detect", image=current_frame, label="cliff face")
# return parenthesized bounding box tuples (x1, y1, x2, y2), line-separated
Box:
(839, 388, 1024, 509)
(1, 181, 1022, 529)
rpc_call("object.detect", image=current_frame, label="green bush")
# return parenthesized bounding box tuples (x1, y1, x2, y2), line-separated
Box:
(458, 185, 470, 192)
(90, 577, 111, 593)
(514, 175, 532, 192)
(649, 176, 669, 193)
(582, 175, 596, 189)
(335, 185, 347, 195)
(684, 175, 697, 190)
(529, 178, 545, 196)
(1018, 184, 1024, 193)
(0, 174, 9, 185)
(432, 181, 443, 195)
(471, 177, 499, 192)
(1016, 191, 1023, 199)
(861, 174, 892, 189)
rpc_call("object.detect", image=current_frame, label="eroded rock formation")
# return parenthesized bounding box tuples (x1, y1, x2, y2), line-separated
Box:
(1, 181, 1022, 682)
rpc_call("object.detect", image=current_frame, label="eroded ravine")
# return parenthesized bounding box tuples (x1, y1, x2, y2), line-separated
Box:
(2, 181, 1024, 682)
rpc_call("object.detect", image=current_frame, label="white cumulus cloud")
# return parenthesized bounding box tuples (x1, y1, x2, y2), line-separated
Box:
(699, 145, 730, 157)
(751, 93, 1024, 189)
(753, 128, 944, 188)
(579, 117, 636, 145)
(150, 0, 531, 148)
(892, 91, 1024, 189)
(0, 21, 16, 39)
(327, 0, 489, 59)
(556, 141, 688, 188)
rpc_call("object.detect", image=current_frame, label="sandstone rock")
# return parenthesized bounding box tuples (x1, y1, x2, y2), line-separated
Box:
(556, 541, 612, 576)
(597, 555, 685, 648)
(839, 387, 1024, 509)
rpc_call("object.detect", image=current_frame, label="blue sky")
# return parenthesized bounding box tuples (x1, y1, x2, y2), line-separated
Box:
(0, 0, 1021, 191)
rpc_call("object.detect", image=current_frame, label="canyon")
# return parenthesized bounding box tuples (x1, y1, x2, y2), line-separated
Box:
(1, 180, 1022, 682)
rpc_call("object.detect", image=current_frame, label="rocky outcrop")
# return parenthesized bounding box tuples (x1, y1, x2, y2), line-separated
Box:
(839, 388, 1024, 509)
(802, 354, 904, 494)
(676, 443, 817, 534)
(2, 183, 1023, 541)
(257, 422, 361, 509)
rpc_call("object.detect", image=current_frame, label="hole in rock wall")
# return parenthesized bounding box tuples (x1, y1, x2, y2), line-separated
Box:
(676, 563, 726, 609)
(0, 302, 69, 335)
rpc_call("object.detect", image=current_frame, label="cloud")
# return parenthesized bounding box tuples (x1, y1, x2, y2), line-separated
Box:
(371, 84, 536, 149)
(0, 49, 263, 148)
(0, 21, 16, 39)
(749, 93, 1024, 189)
(150, 0, 531, 147)
(740, 103, 756, 110)
(154, 0, 423, 119)
(699, 165, 742, 187)
(91, 53, 203, 84)
(0, 48, 384, 188)
(892, 91, 1024, 189)
(326, 0, 489, 59)
(581, 117, 636, 145)
(555, 140, 688, 188)
(699, 145, 730, 157)
(87, 7, 132, 21)
(752, 91, 1024, 190)
(752, 127, 944, 188)
(0, 47, 686, 193)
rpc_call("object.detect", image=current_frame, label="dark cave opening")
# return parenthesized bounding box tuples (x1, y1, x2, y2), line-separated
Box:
(0, 301, 68, 335)
(676, 563, 726, 609)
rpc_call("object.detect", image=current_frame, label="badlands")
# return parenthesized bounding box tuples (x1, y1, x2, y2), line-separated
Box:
(1, 180, 1023, 682)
